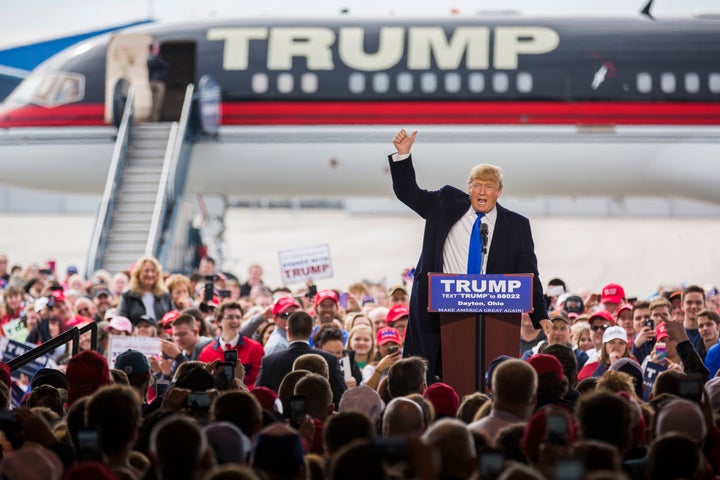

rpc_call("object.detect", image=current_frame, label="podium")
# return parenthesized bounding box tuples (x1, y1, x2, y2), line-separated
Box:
(428, 273, 533, 398)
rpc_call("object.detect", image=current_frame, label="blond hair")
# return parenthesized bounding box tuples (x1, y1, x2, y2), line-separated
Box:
(129, 255, 167, 297)
(467, 164, 503, 187)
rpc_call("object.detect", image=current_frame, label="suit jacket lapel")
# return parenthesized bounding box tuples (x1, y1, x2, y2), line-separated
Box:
(486, 203, 507, 273)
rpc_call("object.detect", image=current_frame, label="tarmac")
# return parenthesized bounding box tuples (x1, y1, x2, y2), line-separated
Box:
(1, 210, 720, 299)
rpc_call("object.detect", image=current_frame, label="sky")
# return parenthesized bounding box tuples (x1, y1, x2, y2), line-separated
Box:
(2, 0, 719, 49)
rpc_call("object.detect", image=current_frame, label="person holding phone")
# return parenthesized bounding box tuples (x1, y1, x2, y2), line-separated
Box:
(199, 301, 264, 388)
(363, 327, 402, 390)
(313, 324, 362, 388)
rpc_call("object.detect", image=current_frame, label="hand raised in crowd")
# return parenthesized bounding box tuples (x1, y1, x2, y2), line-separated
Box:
(634, 325, 655, 348)
(296, 414, 315, 446)
(393, 129, 417, 156)
(345, 377, 357, 389)
(539, 319, 552, 336)
(159, 338, 181, 359)
(662, 318, 690, 343)
(376, 350, 402, 374)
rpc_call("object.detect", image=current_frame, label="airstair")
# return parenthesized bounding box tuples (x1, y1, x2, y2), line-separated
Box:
(87, 84, 196, 275)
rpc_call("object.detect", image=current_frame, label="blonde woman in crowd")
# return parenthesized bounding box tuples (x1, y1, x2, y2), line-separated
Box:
(118, 256, 171, 325)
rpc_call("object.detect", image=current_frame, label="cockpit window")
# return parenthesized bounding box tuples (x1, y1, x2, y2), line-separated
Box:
(6, 71, 85, 107)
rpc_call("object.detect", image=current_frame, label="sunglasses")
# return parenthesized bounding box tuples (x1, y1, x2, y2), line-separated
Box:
(590, 324, 610, 332)
(279, 312, 293, 319)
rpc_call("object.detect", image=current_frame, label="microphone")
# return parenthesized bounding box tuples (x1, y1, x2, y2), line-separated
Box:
(480, 223, 488, 254)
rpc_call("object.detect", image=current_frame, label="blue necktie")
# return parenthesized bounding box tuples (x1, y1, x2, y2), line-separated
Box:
(467, 212, 485, 274)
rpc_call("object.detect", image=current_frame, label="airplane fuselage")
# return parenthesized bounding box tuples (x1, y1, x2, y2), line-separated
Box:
(0, 17, 719, 200)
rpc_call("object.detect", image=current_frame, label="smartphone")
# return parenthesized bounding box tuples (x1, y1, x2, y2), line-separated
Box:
(155, 378, 170, 397)
(305, 285, 317, 300)
(288, 394, 307, 428)
(339, 292, 349, 309)
(221, 362, 235, 381)
(479, 450, 505, 480)
(546, 413, 567, 445)
(224, 349, 238, 366)
(203, 280, 215, 302)
(678, 377, 702, 404)
(655, 342, 667, 361)
(218, 289, 231, 299)
(387, 344, 399, 355)
(554, 458, 584, 480)
(185, 392, 211, 411)
(372, 437, 409, 464)
(644, 318, 654, 329)
(76, 427, 102, 461)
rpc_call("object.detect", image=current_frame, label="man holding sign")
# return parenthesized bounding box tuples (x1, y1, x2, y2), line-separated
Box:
(389, 129, 550, 382)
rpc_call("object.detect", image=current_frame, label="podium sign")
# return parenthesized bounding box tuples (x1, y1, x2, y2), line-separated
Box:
(428, 273, 533, 313)
(429, 273, 532, 397)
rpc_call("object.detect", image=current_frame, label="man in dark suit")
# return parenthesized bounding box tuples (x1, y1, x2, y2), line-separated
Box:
(390, 129, 550, 381)
(255, 311, 347, 408)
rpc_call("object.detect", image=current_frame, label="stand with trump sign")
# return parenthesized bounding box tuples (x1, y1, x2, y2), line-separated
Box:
(428, 273, 533, 397)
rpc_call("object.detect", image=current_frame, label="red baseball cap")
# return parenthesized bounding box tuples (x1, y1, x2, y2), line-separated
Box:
(386, 304, 409, 325)
(656, 322, 670, 341)
(601, 283, 625, 305)
(376, 327, 401, 346)
(617, 304, 633, 316)
(50, 290, 66, 302)
(161, 310, 181, 330)
(527, 354, 564, 382)
(273, 296, 300, 316)
(589, 310, 616, 325)
(314, 289, 339, 307)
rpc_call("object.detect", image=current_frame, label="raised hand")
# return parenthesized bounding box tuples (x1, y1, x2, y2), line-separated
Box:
(393, 129, 417, 155)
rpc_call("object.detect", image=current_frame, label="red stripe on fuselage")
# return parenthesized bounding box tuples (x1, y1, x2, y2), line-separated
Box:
(2, 101, 720, 127)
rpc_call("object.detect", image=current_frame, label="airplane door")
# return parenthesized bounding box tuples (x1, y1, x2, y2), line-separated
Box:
(105, 32, 154, 122)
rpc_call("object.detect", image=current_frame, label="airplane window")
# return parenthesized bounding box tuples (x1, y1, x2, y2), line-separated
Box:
(637, 73, 652, 93)
(373, 73, 390, 93)
(26, 72, 85, 107)
(660, 73, 675, 93)
(685, 73, 700, 94)
(420, 73, 437, 93)
(493, 73, 509, 93)
(301, 73, 318, 94)
(277, 73, 294, 93)
(708, 73, 720, 94)
(252, 74, 269, 94)
(516, 72, 533, 93)
(468, 73, 485, 93)
(397, 73, 413, 93)
(348, 73, 365, 94)
(444, 73, 461, 93)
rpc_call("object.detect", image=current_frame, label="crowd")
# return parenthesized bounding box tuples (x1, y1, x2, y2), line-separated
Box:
(1, 251, 720, 479)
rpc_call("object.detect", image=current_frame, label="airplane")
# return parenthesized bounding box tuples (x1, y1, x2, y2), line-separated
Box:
(0, 16, 719, 202)
(0, 20, 153, 101)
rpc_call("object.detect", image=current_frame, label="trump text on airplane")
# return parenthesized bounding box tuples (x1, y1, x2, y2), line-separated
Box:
(207, 25, 560, 72)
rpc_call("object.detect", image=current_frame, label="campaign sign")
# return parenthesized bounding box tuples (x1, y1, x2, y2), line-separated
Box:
(642, 361, 667, 402)
(107, 335, 161, 369)
(428, 273, 533, 313)
(0, 337, 54, 379)
(279, 244, 333, 285)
